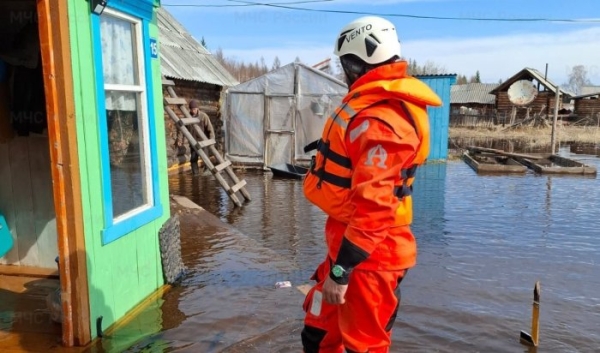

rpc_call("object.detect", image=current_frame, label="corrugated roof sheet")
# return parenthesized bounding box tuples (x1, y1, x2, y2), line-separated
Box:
(414, 74, 458, 78)
(580, 85, 600, 96)
(157, 8, 239, 87)
(451, 83, 499, 104)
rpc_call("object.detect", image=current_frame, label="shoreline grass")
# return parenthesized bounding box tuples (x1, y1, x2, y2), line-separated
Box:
(449, 126, 600, 147)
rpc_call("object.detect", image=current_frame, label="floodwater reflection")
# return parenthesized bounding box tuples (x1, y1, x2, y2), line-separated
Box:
(116, 146, 600, 352)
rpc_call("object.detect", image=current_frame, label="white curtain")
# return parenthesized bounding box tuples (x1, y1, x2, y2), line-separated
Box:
(100, 14, 137, 111)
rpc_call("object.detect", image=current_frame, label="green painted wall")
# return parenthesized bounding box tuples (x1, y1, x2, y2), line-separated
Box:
(67, 1, 169, 338)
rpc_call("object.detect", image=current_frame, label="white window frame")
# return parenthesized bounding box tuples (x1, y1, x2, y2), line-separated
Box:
(101, 8, 153, 223)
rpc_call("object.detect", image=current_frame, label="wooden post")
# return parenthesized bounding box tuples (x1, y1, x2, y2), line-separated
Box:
(38, 0, 91, 346)
(551, 84, 560, 154)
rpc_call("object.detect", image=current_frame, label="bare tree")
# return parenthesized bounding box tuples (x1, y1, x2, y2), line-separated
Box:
(213, 47, 270, 82)
(456, 75, 468, 84)
(564, 65, 591, 95)
(272, 56, 281, 71)
(406, 59, 447, 76)
(260, 57, 267, 72)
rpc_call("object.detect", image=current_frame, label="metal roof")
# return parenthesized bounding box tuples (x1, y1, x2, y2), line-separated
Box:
(490, 67, 575, 97)
(414, 74, 458, 78)
(157, 8, 239, 87)
(580, 86, 600, 96)
(451, 83, 499, 105)
(572, 91, 600, 100)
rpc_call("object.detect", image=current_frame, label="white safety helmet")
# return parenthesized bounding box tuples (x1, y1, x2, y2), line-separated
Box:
(333, 16, 401, 65)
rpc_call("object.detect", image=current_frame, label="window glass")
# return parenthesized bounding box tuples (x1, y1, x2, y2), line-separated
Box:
(100, 11, 152, 221)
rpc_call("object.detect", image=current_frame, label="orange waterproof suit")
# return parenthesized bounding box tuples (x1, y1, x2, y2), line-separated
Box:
(301, 61, 442, 353)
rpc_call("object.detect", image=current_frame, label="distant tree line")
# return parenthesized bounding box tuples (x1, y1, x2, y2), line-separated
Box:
(209, 41, 494, 87)
(213, 48, 282, 83)
(334, 57, 483, 84)
(210, 42, 597, 95)
(455, 71, 482, 85)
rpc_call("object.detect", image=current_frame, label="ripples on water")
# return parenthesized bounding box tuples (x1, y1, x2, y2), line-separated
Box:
(127, 146, 600, 353)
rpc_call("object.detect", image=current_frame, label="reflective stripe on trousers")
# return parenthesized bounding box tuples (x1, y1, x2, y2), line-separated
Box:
(302, 257, 407, 353)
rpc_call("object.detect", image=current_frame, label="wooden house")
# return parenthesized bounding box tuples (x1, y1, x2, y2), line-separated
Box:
(573, 91, 600, 124)
(450, 83, 499, 127)
(0, 0, 176, 349)
(157, 8, 239, 174)
(490, 68, 574, 124)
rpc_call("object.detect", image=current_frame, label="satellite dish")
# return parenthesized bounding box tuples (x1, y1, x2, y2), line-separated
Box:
(508, 80, 538, 106)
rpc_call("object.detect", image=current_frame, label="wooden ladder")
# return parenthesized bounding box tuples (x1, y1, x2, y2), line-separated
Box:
(162, 78, 251, 207)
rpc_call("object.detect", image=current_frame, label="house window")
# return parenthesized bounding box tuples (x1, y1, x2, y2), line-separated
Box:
(94, 7, 162, 244)
(101, 11, 150, 220)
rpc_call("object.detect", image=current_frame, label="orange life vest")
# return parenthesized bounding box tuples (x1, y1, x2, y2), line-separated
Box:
(303, 77, 435, 226)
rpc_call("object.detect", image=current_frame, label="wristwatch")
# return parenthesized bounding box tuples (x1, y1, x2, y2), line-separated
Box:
(331, 264, 347, 278)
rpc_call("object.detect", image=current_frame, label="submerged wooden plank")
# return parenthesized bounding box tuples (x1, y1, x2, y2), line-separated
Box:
(467, 146, 543, 160)
(462, 152, 527, 174)
(516, 155, 597, 175)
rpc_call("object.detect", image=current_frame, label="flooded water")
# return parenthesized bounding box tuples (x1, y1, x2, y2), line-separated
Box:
(118, 144, 600, 353)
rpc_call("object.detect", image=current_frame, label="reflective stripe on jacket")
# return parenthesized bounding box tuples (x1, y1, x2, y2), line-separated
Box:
(303, 61, 442, 270)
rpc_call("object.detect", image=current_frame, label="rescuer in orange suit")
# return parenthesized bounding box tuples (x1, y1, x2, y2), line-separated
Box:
(301, 16, 442, 353)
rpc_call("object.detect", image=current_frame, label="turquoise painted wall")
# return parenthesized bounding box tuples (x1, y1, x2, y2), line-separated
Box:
(68, 0, 169, 338)
(416, 75, 457, 161)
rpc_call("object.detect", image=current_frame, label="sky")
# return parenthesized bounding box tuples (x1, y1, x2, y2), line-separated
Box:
(161, 0, 600, 86)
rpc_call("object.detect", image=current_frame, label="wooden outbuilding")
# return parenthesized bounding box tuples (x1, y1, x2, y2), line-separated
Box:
(572, 91, 600, 125)
(450, 83, 499, 127)
(157, 8, 239, 174)
(489, 68, 574, 124)
(1, 0, 179, 349)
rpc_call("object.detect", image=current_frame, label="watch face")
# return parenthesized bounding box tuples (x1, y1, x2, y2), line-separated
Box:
(332, 265, 344, 278)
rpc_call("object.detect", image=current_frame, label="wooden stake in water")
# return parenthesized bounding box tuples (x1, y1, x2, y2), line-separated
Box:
(520, 281, 541, 347)
(551, 84, 560, 155)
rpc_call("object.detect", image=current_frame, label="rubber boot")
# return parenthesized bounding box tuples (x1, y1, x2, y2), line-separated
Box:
(191, 163, 199, 176)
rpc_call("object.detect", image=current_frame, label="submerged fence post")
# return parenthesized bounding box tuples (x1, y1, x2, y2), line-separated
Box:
(551, 84, 560, 154)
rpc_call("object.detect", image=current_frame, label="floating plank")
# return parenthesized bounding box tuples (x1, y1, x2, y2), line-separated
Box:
(517, 155, 597, 175)
(462, 151, 527, 174)
(467, 146, 543, 160)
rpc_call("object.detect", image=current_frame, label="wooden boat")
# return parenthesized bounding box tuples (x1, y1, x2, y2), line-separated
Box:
(268, 163, 309, 179)
(515, 154, 597, 175)
(462, 151, 527, 174)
